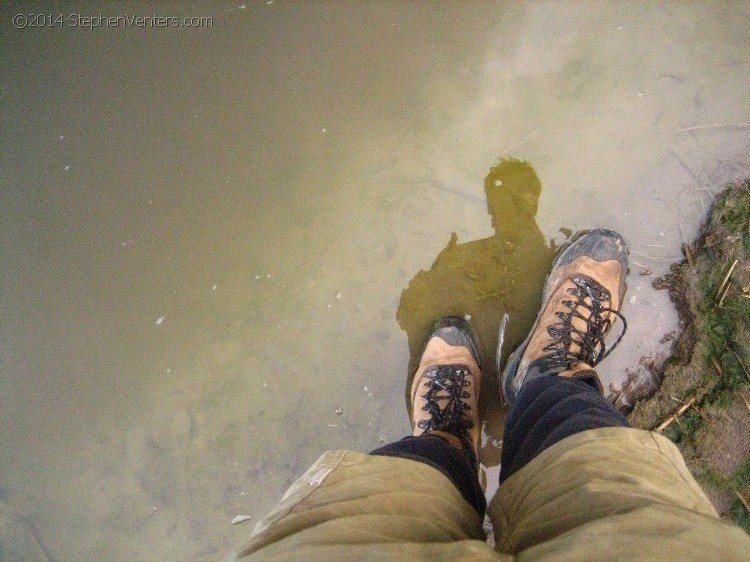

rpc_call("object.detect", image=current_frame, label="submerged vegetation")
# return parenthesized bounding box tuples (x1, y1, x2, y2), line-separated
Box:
(629, 180, 750, 531)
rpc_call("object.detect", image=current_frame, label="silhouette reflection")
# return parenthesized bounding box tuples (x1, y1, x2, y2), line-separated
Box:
(397, 159, 553, 424)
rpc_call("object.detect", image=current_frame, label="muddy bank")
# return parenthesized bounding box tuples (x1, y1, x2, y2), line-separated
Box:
(628, 180, 750, 531)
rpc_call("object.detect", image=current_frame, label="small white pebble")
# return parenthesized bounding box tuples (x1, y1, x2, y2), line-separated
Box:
(336, 292, 341, 299)
(254, 275, 261, 279)
(494, 180, 502, 187)
(617, 25, 623, 31)
(59, 135, 64, 140)
(155, 316, 165, 326)
(64, 165, 70, 171)
(231, 515, 253, 525)
(629, 296, 636, 304)
(638, 92, 644, 98)
(212, 285, 217, 291)
(363, 386, 368, 392)
(238, 4, 246, 9)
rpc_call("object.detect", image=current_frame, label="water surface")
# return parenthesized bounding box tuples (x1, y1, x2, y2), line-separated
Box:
(1, 2, 749, 559)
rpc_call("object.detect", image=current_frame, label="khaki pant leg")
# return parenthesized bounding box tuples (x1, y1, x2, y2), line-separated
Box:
(489, 427, 750, 561)
(233, 450, 507, 561)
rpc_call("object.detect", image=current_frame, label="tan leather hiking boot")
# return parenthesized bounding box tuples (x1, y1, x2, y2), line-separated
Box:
(501, 229, 629, 404)
(410, 316, 482, 457)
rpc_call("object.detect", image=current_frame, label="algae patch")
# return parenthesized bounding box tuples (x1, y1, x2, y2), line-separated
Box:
(629, 180, 750, 531)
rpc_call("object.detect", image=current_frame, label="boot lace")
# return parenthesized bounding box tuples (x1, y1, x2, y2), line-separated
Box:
(418, 364, 474, 451)
(535, 275, 627, 374)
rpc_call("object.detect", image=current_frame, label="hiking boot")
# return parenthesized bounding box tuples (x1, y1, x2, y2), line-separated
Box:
(410, 316, 482, 457)
(501, 229, 629, 405)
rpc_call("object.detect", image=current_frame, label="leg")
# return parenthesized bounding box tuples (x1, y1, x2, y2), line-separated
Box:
(231, 317, 496, 560)
(499, 228, 630, 483)
(372, 315, 488, 515)
(491, 229, 750, 558)
(233, 449, 495, 560)
(371, 434, 486, 515)
(499, 376, 628, 483)
(372, 316, 488, 515)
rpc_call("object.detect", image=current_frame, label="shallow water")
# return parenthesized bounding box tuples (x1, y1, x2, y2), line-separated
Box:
(1, 2, 749, 559)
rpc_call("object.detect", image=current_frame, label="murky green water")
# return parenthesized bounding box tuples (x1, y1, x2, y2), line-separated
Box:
(1, 2, 749, 559)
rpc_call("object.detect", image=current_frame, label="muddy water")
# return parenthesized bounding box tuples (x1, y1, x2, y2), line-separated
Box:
(1, 2, 749, 559)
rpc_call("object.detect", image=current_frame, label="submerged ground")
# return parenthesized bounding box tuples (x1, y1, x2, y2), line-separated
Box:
(1, 2, 750, 559)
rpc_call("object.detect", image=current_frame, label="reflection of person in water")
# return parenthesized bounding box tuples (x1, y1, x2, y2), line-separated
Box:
(397, 158, 552, 377)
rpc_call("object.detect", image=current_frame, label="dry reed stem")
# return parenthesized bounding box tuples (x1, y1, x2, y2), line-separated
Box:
(690, 404, 707, 420)
(711, 356, 724, 377)
(740, 392, 750, 415)
(656, 396, 697, 432)
(716, 259, 738, 301)
(718, 281, 732, 308)
(684, 243, 694, 268)
(727, 349, 750, 382)
(676, 124, 750, 133)
(734, 490, 750, 514)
